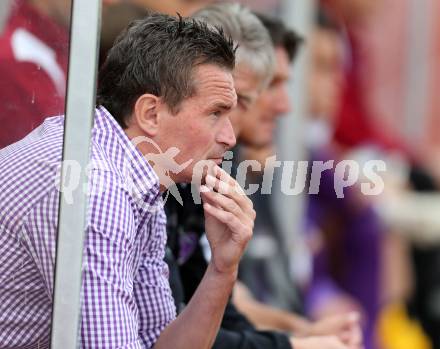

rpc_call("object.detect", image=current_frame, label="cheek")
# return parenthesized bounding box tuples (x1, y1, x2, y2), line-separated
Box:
(186, 119, 200, 135)
(229, 112, 241, 134)
(260, 93, 274, 112)
(188, 124, 216, 155)
(240, 112, 259, 136)
(186, 120, 212, 146)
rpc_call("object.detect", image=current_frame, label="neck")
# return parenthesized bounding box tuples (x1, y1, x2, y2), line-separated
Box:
(124, 128, 174, 194)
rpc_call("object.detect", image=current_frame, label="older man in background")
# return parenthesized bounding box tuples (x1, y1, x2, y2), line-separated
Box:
(166, 4, 362, 349)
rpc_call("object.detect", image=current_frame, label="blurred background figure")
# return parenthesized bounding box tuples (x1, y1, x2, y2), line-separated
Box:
(227, 0, 439, 349)
(303, 9, 382, 349)
(311, 1, 439, 349)
(233, 12, 305, 324)
(122, 0, 214, 16)
(0, 0, 71, 149)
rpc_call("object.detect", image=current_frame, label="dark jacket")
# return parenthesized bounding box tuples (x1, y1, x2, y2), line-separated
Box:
(165, 183, 292, 349)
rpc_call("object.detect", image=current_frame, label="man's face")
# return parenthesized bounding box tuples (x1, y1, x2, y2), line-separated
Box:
(308, 28, 344, 121)
(156, 64, 237, 183)
(238, 46, 291, 148)
(228, 63, 264, 137)
(331, 0, 383, 22)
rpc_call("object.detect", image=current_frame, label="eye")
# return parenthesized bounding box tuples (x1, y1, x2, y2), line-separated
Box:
(237, 94, 255, 111)
(237, 99, 249, 111)
(212, 110, 222, 118)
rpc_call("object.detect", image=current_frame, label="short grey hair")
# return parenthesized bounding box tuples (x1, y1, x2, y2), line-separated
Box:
(192, 3, 275, 89)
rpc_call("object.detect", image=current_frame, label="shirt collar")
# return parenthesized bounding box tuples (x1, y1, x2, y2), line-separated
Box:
(94, 106, 161, 200)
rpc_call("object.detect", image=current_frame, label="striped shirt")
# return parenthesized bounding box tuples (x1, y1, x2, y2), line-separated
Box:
(0, 106, 176, 348)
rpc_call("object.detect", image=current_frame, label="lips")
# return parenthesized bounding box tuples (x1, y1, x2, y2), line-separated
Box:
(210, 152, 227, 161)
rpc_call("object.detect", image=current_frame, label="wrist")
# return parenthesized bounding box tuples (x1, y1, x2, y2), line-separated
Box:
(294, 317, 313, 336)
(289, 336, 301, 349)
(290, 336, 312, 349)
(207, 261, 238, 282)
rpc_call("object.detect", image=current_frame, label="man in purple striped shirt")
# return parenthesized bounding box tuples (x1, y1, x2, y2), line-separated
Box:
(0, 14, 255, 348)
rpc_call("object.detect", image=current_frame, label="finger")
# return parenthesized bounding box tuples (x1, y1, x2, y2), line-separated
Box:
(347, 344, 363, 349)
(325, 312, 361, 332)
(203, 202, 251, 243)
(339, 327, 363, 347)
(214, 166, 247, 196)
(215, 164, 257, 192)
(205, 173, 231, 195)
(348, 327, 363, 347)
(200, 186, 252, 225)
(205, 173, 254, 218)
(327, 337, 349, 349)
(200, 189, 253, 231)
(205, 171, 244, 198)
(214, 165, 236, 186)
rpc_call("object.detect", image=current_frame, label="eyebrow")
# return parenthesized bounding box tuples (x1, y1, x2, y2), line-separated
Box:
(237, 94, 252, 104)
(272, 74, 290, 85)
(207, 101, 235, 112)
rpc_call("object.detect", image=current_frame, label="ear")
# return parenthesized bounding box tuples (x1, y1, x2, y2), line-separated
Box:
(132, 94, 161, 137)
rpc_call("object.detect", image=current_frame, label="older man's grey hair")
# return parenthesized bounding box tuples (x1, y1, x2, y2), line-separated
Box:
(192, 3, 275, 88)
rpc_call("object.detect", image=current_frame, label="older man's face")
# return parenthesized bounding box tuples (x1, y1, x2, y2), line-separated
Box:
(228, 63, 265, 138)
(239, 46, 291, 148)
(157, 64, 237, 183)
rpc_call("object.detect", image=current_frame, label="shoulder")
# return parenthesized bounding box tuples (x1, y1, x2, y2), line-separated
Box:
(0, 117, 65, 230)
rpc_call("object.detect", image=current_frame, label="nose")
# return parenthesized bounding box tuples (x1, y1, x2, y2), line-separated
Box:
(217, 117, 236, 149)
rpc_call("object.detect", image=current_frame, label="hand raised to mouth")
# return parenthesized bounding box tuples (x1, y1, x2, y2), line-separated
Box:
(200, 165, 255, 275)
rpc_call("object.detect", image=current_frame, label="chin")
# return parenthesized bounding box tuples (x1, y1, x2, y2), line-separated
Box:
(253, 133, 272, 147)
(173, 167, 194, 185)
(187, 160, 217, 183)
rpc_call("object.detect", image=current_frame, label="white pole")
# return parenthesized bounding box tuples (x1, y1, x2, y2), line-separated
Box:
(403, 0, 433, 146)
(272, 0, 317, 258)
(50, 0, 102, 348)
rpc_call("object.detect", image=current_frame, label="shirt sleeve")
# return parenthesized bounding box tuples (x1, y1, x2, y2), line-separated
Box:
(80, 171, 149, 348)
(134, 207, 176, 348)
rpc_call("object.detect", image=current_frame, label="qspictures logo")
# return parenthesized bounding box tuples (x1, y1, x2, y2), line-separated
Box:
(53, 136, 387, 212)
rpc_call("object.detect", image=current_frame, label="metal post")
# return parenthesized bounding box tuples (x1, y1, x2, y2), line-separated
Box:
(403, 0, 433, 146)
(272, 0, 317, 251)
(50, 0, 101, 348)
(0, 0, 12, 34)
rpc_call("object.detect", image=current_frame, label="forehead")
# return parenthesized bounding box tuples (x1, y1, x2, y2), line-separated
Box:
(311, 30, 343, 64)
(192, 64, 237, 104)
(273, 46, 290, 81)
(232, 63, 265, 97)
